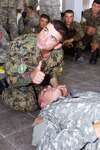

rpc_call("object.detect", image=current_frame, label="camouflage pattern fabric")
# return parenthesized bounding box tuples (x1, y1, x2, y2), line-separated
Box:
(18, 16, 25, 35)
(2, 34, 64, 111)
(0, 26, 10, 63)
(80, 8, 100, 44)
(23, 14, 39, 34)
(0, 0, 23, 39)
(65, 21, 84, 49)
(39, 0, 61, 20)
(32, 91, 100, 149)
(23, 0, 38, 11)
(93, 26, 100, 46)
(29, 0, 38, 11)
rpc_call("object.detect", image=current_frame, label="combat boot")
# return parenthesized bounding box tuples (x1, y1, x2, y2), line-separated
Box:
(75, 48, 83, 63)
(0, 78, 9, 95)
(89, 49, 99, 64)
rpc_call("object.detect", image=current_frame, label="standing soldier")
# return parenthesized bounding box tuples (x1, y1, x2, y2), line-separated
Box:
(81, 0, 100, 64)
(29, 0, 38, 11)
(0, 25, 10, 64)
(0, 0, 23, 40)
(39, 0, 61, 20)
(23, 0, 38, 12)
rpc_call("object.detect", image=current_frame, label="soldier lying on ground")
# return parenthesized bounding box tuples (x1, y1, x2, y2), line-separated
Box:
(32, 86, 100, 150)
(2, 20, 67, 111)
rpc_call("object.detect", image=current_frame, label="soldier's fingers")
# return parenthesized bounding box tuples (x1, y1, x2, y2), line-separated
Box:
(36, 61, 42, 71)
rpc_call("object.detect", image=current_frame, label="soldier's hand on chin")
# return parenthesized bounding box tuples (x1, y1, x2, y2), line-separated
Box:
(30, 61, 45, 84)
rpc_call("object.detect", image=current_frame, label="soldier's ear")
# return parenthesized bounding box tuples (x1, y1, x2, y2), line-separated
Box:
(54, 43, 62, 49)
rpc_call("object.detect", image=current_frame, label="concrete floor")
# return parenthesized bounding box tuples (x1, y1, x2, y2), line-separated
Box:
(0, 55, 100, 150)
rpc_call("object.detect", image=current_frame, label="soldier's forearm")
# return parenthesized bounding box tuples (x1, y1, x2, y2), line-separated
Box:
(50, 77, 59, 88)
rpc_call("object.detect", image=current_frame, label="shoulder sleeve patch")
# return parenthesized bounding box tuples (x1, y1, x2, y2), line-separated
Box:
(33, 116, 44, 126)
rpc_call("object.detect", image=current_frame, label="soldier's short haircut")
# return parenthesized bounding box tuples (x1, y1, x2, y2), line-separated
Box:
(64, 10, 74, 15)
(40, 14, 50, 22)
(51, 20, 67, 43)
(93, 0, 100, 4)
(27, 6, 34, 10)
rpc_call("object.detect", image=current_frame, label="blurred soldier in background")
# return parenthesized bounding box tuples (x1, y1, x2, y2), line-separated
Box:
(63, 10, 84, 62)
(0, 0, 23, 40)
(23, 6, 39, 34)
(32, 14, 50, 34)
(23, 0, 38, 12)
(81, 0, 100, 64)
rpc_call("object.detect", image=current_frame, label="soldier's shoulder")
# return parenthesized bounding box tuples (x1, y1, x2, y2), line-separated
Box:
(83, 8, 92, 16)
(10, 34, 37, 55)
(73, 21, 81, 26)
(52, 48, 63, 55)
(12, 34, 37, 45)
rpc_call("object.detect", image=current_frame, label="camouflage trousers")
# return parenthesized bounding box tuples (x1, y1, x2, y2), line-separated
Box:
(39, 5, 61, 20)
(2, 85, 44, 111)
(0, 48, 6, 63)
(0, 7, 18, 39)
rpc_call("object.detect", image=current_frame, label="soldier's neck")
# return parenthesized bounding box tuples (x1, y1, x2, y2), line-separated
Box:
(41, 51, 50, 59)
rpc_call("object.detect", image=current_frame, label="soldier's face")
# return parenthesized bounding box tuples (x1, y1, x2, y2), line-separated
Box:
(64, 13, 74, 26)
(92, 3, 100, 14)
(37, 23, 62, 52)
(38, 86, 62, 108)
(39, 18, 49, 29)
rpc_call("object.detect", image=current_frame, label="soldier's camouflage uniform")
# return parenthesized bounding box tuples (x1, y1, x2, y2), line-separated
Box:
(21, 24, 42, 35)
(23, 0, 38, 11)
(80, 8, 100, 45)
(2, 34, 64, 111)
(0, 26, 10, 64)
(0, 0, 23, 39)
(39, 0, 61, 20)
(93, 26, 100, 46)
(65, 21, 84, 48)
(29, 0, 38, 11)
(63, 21, 84, 56)
(23, 14, 39, 34)
(32, 91, 100, 150)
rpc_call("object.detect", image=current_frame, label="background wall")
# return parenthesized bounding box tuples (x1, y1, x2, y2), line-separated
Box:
(62, 0, 93, 22)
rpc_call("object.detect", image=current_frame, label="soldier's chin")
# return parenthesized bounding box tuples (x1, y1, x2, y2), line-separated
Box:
(37, 43, 44, 50)
(40, 103, 47, 109)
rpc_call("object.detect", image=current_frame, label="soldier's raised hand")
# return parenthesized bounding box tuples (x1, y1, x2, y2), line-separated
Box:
(30, 61, 45, 84)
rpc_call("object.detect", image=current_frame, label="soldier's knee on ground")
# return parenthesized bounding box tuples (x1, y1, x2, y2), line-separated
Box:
(2, 89, 38, 111)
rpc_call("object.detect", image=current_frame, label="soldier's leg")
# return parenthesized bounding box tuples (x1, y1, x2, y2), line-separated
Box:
(8, 8, 18, 40)
(0, 8, 8, 30)
(90, 48, 99, 64)
(39, 6, 47, 16)
(49, 6, 61, 20)
(2, 86, 38, 111)
(0, 50, 7, 64)
(75, 39, 87, 63)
